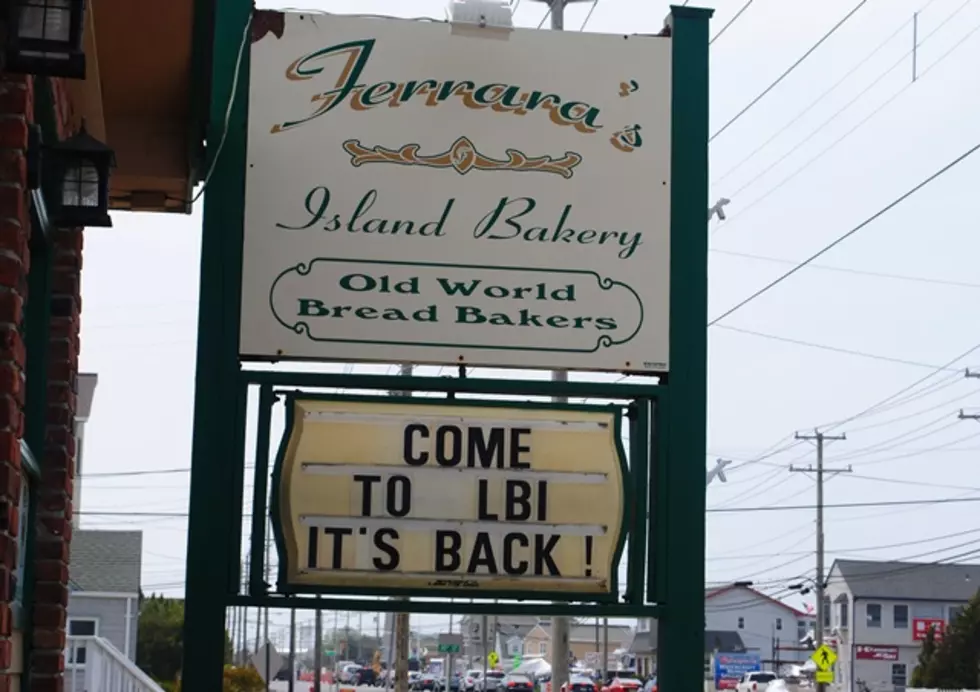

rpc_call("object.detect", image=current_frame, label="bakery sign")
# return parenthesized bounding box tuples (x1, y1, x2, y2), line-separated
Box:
(271, 397, 627, 596)
(855, 646, 899, 661)
(242, 11, 672, 373)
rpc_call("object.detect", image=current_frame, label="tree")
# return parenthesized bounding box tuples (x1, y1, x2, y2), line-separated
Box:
(138, 594, 234, 684)
(138, 595, 185, 683)
(913, 588, 980, 689)
(909, 625, 936, 688)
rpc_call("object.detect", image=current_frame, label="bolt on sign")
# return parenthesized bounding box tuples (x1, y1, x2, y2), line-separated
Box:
(271, 397, 627, 595)
(242, 11, 672, 373)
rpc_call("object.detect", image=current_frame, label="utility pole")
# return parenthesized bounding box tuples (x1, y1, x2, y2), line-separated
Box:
(792, 430, 849, 692)
(448, 613, 455, 680)
(314, 599, 323, 692)
(395, 611, 411, 692)
(530, 2, 591, 682)
(481, 615, 489, 686)
(602, 618, 608, 675)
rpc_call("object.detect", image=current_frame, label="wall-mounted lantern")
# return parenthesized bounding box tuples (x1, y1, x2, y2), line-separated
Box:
(4, 0, 87, 79)
(45, 123, 115, 228)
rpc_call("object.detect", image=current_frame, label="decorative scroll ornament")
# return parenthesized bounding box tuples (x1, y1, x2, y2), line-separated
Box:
(342, 136, 583, 179)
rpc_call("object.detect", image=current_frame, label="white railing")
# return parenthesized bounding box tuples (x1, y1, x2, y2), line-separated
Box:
(66, 635, 166, 692)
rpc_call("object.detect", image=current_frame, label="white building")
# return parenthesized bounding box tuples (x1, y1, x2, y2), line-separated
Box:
(705, 585, 815, 666)
(824, 558, 980, 692)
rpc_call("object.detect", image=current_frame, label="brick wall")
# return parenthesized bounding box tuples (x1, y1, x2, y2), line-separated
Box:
(0, 71, 34, 692)
(0, 71, 83, 692)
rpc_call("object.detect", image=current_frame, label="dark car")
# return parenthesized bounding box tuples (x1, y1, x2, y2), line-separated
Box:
(354, 668, 378, 686)
(498, 674, 534, 692)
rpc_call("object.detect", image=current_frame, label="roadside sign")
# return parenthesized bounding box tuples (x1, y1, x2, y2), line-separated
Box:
(439, 633, 464, 653)
(811, 645, 837, 671)
(512, 654, 523, 670)
(488, 652, 499, 668)
(243, 11, 672, 373)
(815, 671, 834, 684)
(274, 397, 627, 597)
(713, 653, 761, 690)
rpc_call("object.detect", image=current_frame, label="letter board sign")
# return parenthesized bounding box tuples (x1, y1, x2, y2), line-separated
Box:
(243, 12, 672, 373)
(271, 397, 628, 596)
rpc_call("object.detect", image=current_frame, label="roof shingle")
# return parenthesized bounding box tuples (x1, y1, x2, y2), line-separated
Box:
(830, 559, 980, 601)
(68, 530, 142, 594)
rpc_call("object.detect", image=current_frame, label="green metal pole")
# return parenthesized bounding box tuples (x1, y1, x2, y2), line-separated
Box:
(658, 6, 712, 692)
(181, 0, 251, 688)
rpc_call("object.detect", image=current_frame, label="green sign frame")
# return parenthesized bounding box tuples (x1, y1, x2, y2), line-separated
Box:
(180, 4, 712, 692)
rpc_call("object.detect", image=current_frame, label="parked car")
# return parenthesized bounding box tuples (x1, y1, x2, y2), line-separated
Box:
(561, 674, 598, 692)
(601, 675, 642, 692)
(478, 672, 506, 692)
(353, 667, 378, 686)
(415, 673, 441, 691)
(465, 670, 484, 692)
(736, 672, 778, 692)
(497, 674, 534, 692)
(641, 677, 657, 692)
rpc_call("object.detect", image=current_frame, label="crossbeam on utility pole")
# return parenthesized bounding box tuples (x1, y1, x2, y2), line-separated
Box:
(791, 430, 849, 692)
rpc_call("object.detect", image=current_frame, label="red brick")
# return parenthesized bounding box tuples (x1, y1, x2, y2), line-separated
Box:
(35, 541, 67, 562)
(0, 189, 25, 227)
(30, 650, 63, 675)
(0, 153, 25, 188)
(41, 448, 71, 473)
(32, 604, 64, 630)
(0, 365, 24, 409)
(0, 222, 25, 259)
(0, 84, 28, 115)
(0, 639, 10, 669)
(34, 560, 67, 584)
(0, 604, 11, 638)
(0, 465, 18, 502)
(0, 433, 18, 469)
(0, 328, 25, 367)
(0, 119, 27, 150)
(33, 584, 67, 607)
(32, 628, 65, 650)
(0, 290, 22, 327)
(31, 676, 63, 692)
(0, 399, 19, 434)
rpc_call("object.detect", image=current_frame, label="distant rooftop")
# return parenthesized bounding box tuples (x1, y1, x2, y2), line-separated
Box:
(830, 559, 980, 601)
(68, 530, 142, 594)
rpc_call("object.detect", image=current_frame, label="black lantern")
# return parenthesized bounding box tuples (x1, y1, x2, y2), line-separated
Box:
(45, 123, 115, 228)
(4, 0, 86, 79)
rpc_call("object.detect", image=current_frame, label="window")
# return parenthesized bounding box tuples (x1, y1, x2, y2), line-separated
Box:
(891, 663, 907, 689)
(867, 604, 882, 628)
(775, 618, 782, 631)
(839, 601, 849, 628)
(822, 599, 831, 628)
(894, 605, 909, 629)
(539, 642, 547, 656)
(737, 617, 744, 629)
(948, 605, 965, 623)
(797, 620, 807, 642)
(67, 618, 98, 666)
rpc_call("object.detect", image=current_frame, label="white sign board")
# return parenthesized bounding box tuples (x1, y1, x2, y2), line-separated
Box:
(244, 12, 672, 372)
(251, 642, 283, 683)
(275, 398, 626, 594)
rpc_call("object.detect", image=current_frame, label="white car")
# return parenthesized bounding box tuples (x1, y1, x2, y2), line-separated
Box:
(736, 672, 778, 692)
(465, 670, 484, 692)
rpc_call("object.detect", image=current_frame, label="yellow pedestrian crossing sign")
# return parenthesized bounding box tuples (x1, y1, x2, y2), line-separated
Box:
(812, 644, 837, 671)
(815, 671, 834, 684)
(488, 652, 499, 668)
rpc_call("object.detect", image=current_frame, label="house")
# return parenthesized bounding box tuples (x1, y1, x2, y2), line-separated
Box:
(521, 621, 633, 664)
(458, 615, 541, 660)
(631, 618, 746, 676)
(66, 529, 143, 681)
(824, 558, 980, 692)
(705, 585, 815, 665)
(72, 374, 99, 529)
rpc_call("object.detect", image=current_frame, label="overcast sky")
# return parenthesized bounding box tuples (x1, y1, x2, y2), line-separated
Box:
(76, 0, 980, 645)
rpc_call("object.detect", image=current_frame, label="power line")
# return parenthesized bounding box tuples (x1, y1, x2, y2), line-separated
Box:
(579, 0, 598, 30)
(710, 0, 754, 45)
(712, 13, 916, 186)
(707, 140, 980, 326)
(715, 324, 959, 370)
(724, 16, 980, 224)
(708, 495, 980, 513)
(711, 248, 980, 289)
(710, 0, 871, 142)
